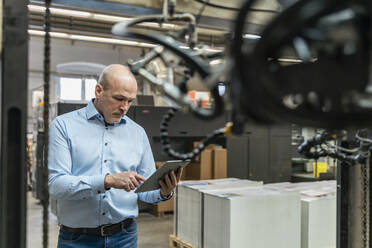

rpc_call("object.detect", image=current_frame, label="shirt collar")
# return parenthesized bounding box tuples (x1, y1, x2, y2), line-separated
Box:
(85, 99, 126, 125)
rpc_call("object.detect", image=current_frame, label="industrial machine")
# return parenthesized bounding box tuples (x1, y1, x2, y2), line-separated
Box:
(1, 0, 372, 247)
(111, 1, 372, 247)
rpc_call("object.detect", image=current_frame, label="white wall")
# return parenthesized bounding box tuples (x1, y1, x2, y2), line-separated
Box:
(27, 36, 144, 132)
(28, 36, 143, 90)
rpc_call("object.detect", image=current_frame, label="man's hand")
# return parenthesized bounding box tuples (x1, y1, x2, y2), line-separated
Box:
(159, 168, 183, 199)
(104, 172, 146, 192)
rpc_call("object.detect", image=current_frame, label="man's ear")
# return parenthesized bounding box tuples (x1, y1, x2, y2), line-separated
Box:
(95, 83, 104, 98)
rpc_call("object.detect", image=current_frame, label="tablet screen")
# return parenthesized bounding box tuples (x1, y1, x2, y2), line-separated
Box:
(135, 160, 190, 193)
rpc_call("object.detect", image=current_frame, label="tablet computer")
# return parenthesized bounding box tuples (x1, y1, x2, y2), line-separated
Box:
(135, 160, 190, 193)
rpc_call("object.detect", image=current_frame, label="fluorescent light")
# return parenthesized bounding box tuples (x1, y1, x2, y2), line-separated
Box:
(29, 29, 225, 53)
(179, 45, 224, 52)
(28, 5, 92, 18)
(139, 22, 176, 29)
(276, 58, 318, 63)
(243, 34, 261, 39)
(28, 29, 156, 48)
(31, 30, 224, 53)
(92, 14, 129, 23)
(277, 58, 303, 63)
(28, 5, 45, 12)
(209, 59, 223, 65)
(50, 8, 91, 18)
(28, 4, 176, 29)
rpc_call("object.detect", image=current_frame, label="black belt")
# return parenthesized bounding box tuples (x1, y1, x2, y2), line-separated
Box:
(60, 218, 134, 237)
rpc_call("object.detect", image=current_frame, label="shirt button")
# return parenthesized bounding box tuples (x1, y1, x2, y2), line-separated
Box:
(105, 143, 108, 146)
(102, 212, 106, 216)
(105, 128, 108, 130)
(104, 160, 107, 163)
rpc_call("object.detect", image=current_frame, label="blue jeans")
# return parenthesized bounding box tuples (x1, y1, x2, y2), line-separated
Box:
(57, 221, 137, 248)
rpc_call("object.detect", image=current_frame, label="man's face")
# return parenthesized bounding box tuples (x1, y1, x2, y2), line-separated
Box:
(95, 77, 137, 124)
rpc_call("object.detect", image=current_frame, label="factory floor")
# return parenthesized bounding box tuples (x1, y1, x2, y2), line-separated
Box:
(27, 192, 173, 248)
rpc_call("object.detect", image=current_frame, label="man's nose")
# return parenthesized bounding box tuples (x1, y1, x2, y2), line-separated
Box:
(119, 100, 129, 111)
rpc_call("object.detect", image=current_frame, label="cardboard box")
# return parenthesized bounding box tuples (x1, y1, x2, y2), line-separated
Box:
(185, 149, 213, 180)
(152, 197, 174, 216)
(200, 149, 213, 179)
(213, 148, 227, 179)
(192, 142, 215, 162)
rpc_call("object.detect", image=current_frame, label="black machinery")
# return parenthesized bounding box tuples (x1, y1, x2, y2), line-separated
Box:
(1, 0, 372, 247)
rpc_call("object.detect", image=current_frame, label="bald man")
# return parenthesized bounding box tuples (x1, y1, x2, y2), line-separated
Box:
(48, 64, 181, 248)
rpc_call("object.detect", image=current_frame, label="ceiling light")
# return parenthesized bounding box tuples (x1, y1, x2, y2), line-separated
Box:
(209, 59, 223, 65)
(28, 5, 92, 18)
(179, 45, 224, 52)
(91, 13, 129, 23)
(243, 34, 261, 39)
(277, 58, 303, 63)
(28, 4, 177, 30)
(50, 8, 91, 18)
(28, 29, 155, 48)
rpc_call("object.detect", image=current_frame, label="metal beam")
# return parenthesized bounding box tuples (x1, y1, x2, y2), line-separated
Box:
(0, 0, 28, 248)
(30, 0, 270, 35)
(106, 0, 279, 22)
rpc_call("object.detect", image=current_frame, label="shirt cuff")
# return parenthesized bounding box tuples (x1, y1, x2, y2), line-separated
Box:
(90, 175, 106, 194)
(160, 190, 174, 201)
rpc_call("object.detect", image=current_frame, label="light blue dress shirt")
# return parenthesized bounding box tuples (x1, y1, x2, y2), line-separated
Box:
(48, 100, 164, 228)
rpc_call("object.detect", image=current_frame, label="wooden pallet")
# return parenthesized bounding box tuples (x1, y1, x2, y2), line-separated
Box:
(169, 234, 195, 248)
(151, 197, 174, 217)
(151, 208, 173, 217)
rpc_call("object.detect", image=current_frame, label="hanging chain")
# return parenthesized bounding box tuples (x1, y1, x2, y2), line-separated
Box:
(361, 155, 369, 248)
(42, 0, 51, 247)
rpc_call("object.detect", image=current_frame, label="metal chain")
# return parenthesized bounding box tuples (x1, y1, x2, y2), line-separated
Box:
(361, 154, 369, 248)
(42, 0, 51, 247)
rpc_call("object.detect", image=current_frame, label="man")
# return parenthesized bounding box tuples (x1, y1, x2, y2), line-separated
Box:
(48, 64, 182, 248)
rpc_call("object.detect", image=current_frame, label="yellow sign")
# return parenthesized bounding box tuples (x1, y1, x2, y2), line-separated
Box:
(313, 162, 328, 178)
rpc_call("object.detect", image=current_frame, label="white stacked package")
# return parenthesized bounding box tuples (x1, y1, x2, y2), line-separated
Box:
(267, 180, 337, 248)
(203, 187, 301, 248)
(174, 178, 263, 247)
(300, 181, 336, 248)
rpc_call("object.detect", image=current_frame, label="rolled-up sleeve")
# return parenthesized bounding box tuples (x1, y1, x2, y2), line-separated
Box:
(48, 118, 106, 200)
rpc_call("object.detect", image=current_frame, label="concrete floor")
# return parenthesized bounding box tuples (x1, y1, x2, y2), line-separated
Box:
(27, 193, 173, 248)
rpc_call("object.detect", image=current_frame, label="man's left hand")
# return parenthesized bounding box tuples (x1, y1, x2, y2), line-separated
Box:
(159, 168, 183, 199)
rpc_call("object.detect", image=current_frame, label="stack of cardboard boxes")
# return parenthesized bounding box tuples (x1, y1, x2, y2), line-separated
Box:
(185, 144, 227, 180)
(152, 145, 227, 216)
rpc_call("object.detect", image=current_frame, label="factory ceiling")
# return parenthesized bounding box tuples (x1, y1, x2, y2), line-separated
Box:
(29, 0, 283, 46)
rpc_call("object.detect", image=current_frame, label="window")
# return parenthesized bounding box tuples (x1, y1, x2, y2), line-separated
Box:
(59, 77, 82, 100)
(218, 82, 226, 96)
(85, 78, 97, 100)
(58, 77, 97, 101)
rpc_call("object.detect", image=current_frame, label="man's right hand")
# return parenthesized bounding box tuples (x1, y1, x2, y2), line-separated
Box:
(104, 172, 146, 192)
